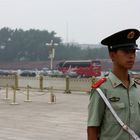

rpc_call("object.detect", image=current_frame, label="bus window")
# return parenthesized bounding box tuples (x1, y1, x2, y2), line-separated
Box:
(57, 60, 101, 77)
(92, 61, 101, 66)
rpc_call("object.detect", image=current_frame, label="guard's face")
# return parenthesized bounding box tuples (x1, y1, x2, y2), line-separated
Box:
(110, 49, 136, 70)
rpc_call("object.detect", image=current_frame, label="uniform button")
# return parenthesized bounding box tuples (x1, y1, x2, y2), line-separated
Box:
(113, 83, 117, 86)
(130, 102, 133, 106)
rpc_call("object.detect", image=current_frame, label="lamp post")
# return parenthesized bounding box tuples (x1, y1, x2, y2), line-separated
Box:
(46, 40, 58, 70)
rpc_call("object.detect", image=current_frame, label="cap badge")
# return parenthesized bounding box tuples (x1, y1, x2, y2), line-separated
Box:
(127, 31, 135, 39)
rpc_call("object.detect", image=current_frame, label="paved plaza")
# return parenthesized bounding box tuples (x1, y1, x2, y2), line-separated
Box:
(0, 88, 89, 140)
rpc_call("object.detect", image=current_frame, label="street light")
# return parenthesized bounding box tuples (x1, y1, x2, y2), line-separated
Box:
(46, 40, 58, 70)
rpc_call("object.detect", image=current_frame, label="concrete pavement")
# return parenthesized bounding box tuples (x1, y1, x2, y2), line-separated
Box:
(0, 88, 89, 140)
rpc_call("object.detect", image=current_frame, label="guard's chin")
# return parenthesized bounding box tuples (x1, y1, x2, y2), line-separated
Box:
(127, 66, 134, 70)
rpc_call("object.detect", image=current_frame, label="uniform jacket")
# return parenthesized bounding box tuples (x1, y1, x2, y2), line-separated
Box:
(88, 72, 140, 140)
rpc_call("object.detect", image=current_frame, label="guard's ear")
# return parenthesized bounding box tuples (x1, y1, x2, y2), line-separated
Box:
(109, 51, 116, 62)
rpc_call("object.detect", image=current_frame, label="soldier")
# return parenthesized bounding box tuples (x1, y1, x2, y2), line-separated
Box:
(87, 29, 140, 140)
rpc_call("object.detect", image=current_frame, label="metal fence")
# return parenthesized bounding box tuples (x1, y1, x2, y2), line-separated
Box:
(0, 75, 96, 93)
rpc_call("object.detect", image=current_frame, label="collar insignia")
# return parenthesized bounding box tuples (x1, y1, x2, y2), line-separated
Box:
(134, 79, 140, 85)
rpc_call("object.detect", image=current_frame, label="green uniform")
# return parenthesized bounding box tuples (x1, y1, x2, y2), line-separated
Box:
(88, 72, 140, 140)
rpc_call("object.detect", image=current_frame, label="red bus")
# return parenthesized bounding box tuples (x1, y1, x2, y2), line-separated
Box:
(57, 60, 101, 77)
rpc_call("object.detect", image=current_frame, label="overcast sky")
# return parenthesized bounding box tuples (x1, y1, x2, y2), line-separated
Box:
(0, 0, 140, 45)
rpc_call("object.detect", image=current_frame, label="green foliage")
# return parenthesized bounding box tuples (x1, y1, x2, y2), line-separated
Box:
(0, 27, 109, 62)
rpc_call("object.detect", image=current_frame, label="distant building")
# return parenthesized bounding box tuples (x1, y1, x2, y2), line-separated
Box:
(63, 42, 103, 49)
(78, 44, 103, 49)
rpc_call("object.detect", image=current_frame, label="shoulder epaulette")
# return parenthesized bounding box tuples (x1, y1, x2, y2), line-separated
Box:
(91, 78, 107, 88)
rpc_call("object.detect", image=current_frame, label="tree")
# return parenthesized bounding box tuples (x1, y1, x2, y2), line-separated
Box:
(0, 27, 109, 62)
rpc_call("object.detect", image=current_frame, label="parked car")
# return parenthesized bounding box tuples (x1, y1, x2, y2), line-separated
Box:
(40, 69, 64, 77)
(20, 70, 36, 77)
(64, 71, 79, 78)
(0, 70, 12, 76)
